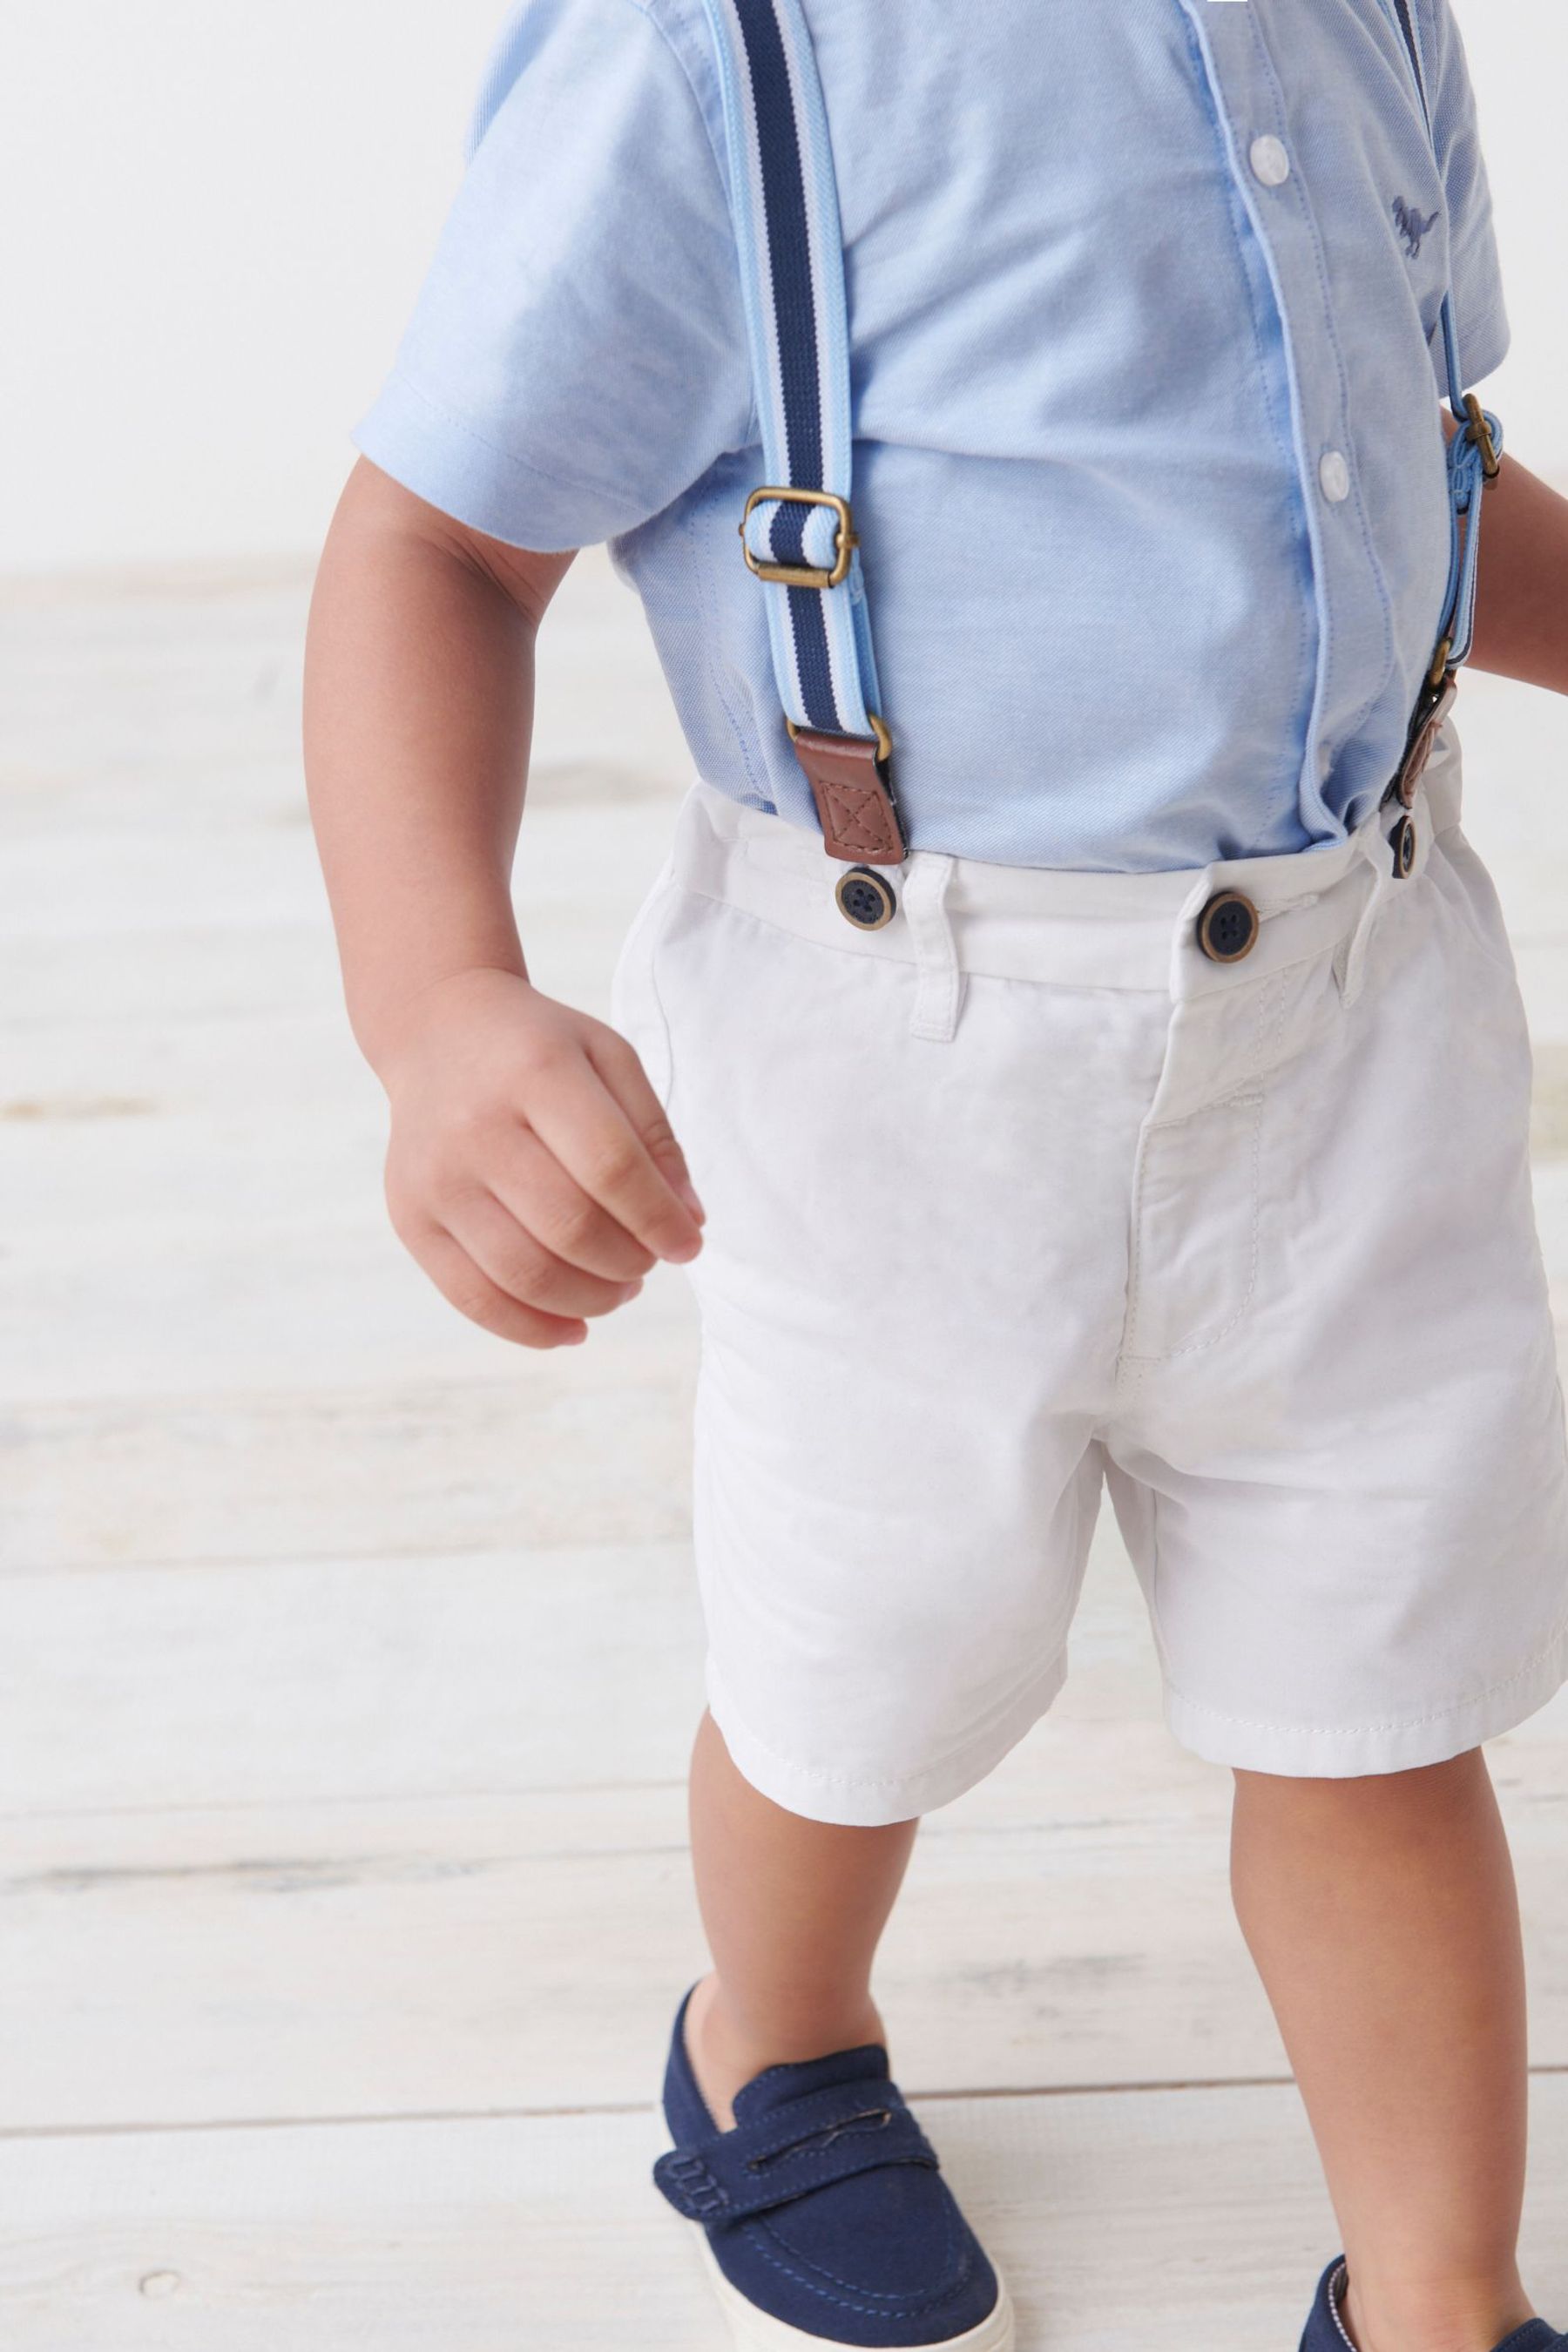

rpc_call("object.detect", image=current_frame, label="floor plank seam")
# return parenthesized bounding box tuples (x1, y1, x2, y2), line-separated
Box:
(0, 1534, 700, 1582)
(0, 1782, 692, 1827)
(12, 2061, 1568, 2144)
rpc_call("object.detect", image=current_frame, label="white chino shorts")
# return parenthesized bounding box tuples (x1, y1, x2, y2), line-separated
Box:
(611, 738, 1568, 1824)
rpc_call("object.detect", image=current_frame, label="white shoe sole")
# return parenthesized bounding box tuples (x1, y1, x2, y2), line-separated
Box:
(652, 2090, 1017, 2352)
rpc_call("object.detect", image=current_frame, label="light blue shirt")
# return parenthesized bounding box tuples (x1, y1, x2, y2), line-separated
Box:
(355, 0, 1509, 872)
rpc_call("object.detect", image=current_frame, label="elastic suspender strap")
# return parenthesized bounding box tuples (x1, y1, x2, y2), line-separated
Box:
(1388, 1, 1504, 623)
(1383, 0, 1504, 809)
(699, 0, 906, 862)
(1389, 0, 1467, 414)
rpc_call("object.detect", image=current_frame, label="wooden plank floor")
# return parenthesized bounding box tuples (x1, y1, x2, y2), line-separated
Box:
(3, 555, 1568, 2345)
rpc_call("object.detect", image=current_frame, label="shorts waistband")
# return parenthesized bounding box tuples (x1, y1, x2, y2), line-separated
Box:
(672, 734, 1463, 1006)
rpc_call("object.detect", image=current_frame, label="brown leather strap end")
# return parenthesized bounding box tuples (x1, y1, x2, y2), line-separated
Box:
(790, 729, 907, 864)
(1392, 671, 1459, 807)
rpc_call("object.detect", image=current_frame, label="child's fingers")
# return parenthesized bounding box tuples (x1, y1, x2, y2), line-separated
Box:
(440, 1186, 645, 1321)
(485, 1126, 658, 1282)
(405, 1224, 590, 1349)
(585, 1028, 706, 1224)
(526, 1054, 704, 1265)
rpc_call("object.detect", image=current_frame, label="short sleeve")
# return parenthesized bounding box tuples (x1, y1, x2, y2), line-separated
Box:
(1423, 0, 1510, 387)
(354, 0, 754, 550)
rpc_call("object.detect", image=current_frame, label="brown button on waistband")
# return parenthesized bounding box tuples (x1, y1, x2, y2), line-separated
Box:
(835, 865, 897, 930)
(1390, 814, 1417, 879)
(1195, 889, 1260, 963)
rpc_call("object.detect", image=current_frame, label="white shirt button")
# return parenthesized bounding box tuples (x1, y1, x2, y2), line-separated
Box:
(1249, 134, 1291, 187)
(1319, 449, 1351, 504)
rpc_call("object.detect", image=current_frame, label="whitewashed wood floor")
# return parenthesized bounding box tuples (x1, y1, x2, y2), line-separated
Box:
(4, 552, 1568, 2348)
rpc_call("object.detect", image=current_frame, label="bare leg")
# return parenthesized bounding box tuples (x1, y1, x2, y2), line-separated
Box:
(685, 1711, 919, 2126)
(1232, 1752, 1535, 2352)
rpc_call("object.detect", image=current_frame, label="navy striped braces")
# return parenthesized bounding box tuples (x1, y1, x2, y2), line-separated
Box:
(698, 0, 884, 740)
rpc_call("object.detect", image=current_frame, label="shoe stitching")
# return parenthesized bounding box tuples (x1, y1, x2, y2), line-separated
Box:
(740, 2196, 975, 2317)
(746, 2109, 907, 2172)
(707, 2072, 966, 2303)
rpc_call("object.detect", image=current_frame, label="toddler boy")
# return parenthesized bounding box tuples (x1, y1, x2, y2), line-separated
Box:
(305, 2, 1568, 2344)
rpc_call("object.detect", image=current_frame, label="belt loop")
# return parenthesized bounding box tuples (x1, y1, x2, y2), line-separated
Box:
(902, 854, 963, 1043)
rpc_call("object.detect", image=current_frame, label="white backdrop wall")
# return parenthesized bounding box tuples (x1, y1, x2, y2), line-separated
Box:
(5, 0, 1565, 574)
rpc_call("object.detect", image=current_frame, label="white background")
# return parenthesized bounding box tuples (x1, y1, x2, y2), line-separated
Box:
(4, 0, 1565, 574)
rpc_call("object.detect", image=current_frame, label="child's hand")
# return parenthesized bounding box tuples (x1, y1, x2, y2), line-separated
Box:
(376, 968, 705, 1348)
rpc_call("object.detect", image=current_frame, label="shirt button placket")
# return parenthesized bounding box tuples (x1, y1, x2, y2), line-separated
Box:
(1248, 133, 1291, 187)
(1318, 449, 1351, 504)
(1243, 134, 1350, 514)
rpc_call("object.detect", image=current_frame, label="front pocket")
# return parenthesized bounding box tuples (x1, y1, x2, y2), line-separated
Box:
(608, 860, 679, 1108)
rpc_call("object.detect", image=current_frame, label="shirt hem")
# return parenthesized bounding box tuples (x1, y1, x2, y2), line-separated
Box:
(352, 368, 633, 551)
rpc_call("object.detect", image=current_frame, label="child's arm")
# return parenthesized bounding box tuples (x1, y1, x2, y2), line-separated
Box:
(303, 457, 706, 1350)
(1453, 434, 1568, 696)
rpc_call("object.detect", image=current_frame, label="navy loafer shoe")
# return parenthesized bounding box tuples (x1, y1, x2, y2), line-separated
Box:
(1301, 2257, 1565, 2352)
(653, 1990, 1013, 2349)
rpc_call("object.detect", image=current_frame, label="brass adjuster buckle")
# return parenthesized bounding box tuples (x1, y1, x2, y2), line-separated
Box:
(740, 487, 857, 589)
(1462, 394, 1501, 481)
(787, 711, 893, 765)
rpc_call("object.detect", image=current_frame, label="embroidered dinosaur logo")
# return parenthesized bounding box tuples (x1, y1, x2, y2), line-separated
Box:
(1392, 197, 1440, 259)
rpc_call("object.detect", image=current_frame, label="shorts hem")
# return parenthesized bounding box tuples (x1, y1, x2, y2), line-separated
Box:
(1163, 1623, 1568, 1778)
(706, 1653, 1070, 1827)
